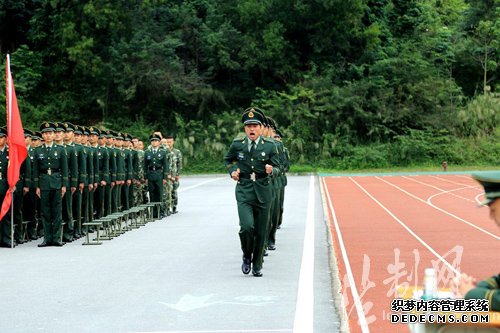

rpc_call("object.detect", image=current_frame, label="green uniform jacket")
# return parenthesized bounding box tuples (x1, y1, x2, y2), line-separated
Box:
(65, 144, 78, 188)
(116, 148, 126, 181)
(33, 144, 68, 190)
(108, 146, 117, 183)
(96, 145, 110, 183)
(73, 143, 87, 186)
(224, 136, 281, 204)
(0, 148, 9, 194)
(144, 148, 169, 181)
(465, 274, 500, 311)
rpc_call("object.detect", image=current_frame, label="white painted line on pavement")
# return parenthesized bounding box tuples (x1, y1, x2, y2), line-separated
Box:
(293, 175, 315, 333)
(178, 177, 225, 193)
(323, 177, 370, 333)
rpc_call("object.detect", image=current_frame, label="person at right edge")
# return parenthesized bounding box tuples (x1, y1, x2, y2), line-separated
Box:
(223, 107, 281, 277)
(455, 171, 500, 311)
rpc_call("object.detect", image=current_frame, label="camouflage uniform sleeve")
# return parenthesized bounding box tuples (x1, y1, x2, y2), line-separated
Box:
(176, 150, 182, 176)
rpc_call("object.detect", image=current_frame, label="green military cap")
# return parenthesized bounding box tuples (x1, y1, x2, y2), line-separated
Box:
(32, 131, 42, 140)
(89, 126, 99, 135)
(242, 107, 265, 125)
(149, 134, 161, 142)
(267, 117, 277, 130)
(115, 132, 124, 140)
(74, 125, 83, 135)
(24, 128, 33, 137)
(275, 128, 284, 139)
(82, 126, 90, 136)
(472, 172, 500, 206)
(40, 122, 56, 133)
(124, 133, 131, 141)
(63, 122, 75, 132)
(103, 129, 112, 138)
(0, 127, 7, 137)
(55, 122, 65, 132)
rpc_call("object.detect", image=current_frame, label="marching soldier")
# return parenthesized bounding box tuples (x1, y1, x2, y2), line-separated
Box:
(223, 108, 281, 277)
(166, 134, 182, 214)
(33, 122, 69, 247)
(145, 134, 169, 218)
(274, 128, 289, 229)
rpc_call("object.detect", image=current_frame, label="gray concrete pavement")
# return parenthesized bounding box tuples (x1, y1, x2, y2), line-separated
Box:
(0, 175, 342, 333)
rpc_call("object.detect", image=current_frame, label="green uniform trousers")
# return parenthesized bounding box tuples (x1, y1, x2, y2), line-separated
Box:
(41, 189, 63, 244)
(237, 198, 271, 271)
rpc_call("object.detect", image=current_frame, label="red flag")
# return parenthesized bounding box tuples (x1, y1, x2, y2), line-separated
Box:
(1, 55, 28, 220)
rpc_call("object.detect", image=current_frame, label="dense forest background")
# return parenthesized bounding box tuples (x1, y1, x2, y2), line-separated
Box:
(1, 0, 499, 172)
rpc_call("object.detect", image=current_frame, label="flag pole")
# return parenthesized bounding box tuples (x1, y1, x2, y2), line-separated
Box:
(6, 54, 14, 249)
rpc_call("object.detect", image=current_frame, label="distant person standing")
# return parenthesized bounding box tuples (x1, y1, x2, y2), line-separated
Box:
(33, 122, 68, 247)
(166, 134, 182, 214)
(223, 108, 281, 277)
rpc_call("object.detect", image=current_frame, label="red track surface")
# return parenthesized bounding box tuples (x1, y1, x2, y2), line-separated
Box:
(321, 174, 500, 333)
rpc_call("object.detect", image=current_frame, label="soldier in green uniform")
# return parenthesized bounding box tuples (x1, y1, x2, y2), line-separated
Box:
(166, 135, 182, 214)
(114, 132, 126, 212)
(32, 131, 44, 238)
(0, 128, 14, 247)
(95, 129, 109, 219)
(274, 128, 289, 230)
(145, 134, 169, 217)
(122, 133, 134, 210)
(24, 129, 39, 240)
(54, 122, 76, 242)
(456, 172, 500, 310)
(33, 122, 68, 247)
(105, 130, 117, 214)
(223, 108, 281, 277)
(71, 125, 87, 238)
(264, 117, 286, 252)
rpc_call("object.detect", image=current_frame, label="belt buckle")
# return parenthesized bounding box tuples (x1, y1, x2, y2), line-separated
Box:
(0, 173, 2, 180)
(47, 168, 52, 176)
(153, 166, 156, 171)
(250, 172, 256, 182)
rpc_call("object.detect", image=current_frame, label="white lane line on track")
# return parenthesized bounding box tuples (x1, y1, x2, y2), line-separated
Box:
(322, 177, 370, 333)
(392, 177, 500, 240)
(349, 177, 461, 277)
(178, 177, 226, 192)
(293, 176, 315, 333)
(428, 175, 482, 190)
(402, 176, 474, 203)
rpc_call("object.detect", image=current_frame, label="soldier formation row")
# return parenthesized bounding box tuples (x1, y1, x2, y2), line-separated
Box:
(0, 122, 181, 248)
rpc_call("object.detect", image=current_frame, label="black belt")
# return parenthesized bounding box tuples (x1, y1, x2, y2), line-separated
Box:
(239, 172, 268, 181)
(149, 167, 163, 171)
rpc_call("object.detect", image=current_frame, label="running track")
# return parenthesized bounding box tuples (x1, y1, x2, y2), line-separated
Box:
(320, 173, 500, 333)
